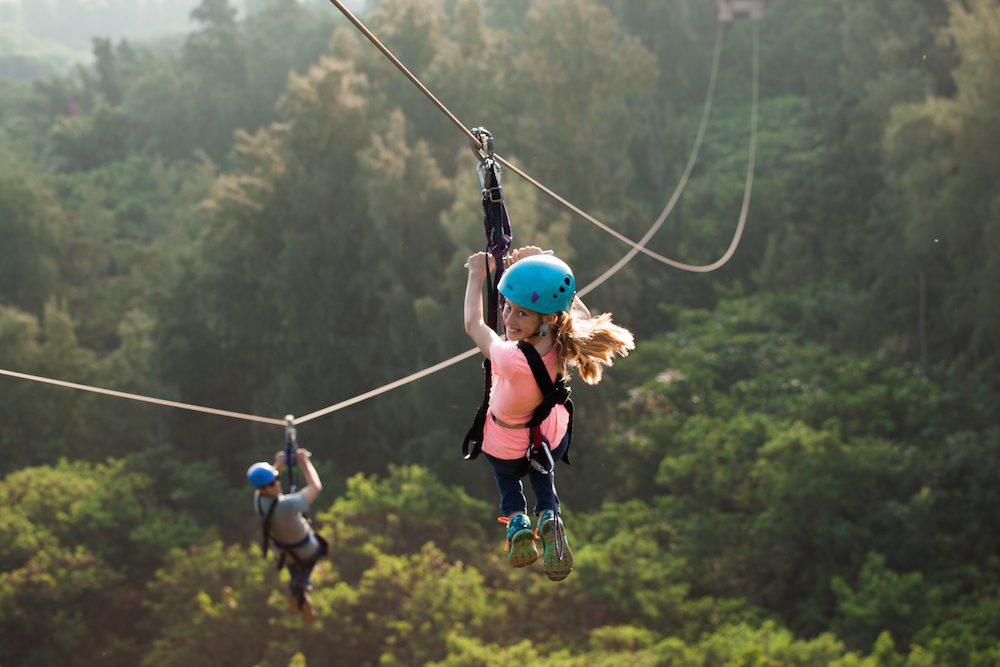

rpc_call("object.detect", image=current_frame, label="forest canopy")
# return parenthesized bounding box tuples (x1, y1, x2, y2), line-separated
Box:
(0, 0, 997, 665)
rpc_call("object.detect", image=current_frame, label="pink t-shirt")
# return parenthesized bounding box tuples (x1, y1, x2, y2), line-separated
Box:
(482, 339, 570, 460)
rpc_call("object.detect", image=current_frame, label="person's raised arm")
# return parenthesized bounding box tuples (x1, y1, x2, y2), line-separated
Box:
(295, 449, 323, 505)
(464, 252, 500, 357)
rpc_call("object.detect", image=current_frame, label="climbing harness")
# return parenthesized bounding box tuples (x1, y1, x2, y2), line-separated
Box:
(462, 127, 513, 461)
(256, 493, 328, 569)
(516, 341, 573, 465)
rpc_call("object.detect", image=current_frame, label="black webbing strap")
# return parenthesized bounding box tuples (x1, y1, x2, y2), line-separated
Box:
(462, 147, 512, 461)
(482, 160, 510, 334)
(517, 342, 573, 464)
(258, 494, 279, 558)
(462, 358, 492, 460)
(257, 494, 322, 569)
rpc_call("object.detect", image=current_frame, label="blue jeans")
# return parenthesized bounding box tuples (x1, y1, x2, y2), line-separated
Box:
(484, 433, 569, 517)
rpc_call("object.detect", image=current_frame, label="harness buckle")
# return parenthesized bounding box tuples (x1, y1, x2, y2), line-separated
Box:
(484, 185, 503, 203)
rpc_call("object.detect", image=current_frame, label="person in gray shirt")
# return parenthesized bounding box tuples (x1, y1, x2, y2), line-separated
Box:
(247, 448, 326, 624)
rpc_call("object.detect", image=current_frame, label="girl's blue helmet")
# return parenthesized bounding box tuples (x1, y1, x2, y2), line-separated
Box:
(498, 255, 576, 314)
(247, 462, 279, 488)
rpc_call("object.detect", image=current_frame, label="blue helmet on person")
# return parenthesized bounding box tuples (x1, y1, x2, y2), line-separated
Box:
(247, 462, 279, 488)
(498, 254, 576, 315)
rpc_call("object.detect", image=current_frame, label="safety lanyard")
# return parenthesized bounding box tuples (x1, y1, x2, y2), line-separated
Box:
(463, 128, 513, 461)
(283, 415, 298, 491)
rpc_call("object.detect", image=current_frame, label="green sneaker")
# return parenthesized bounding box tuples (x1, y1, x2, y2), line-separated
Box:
(503, 514, 538, 568)
(537, 510, 573, 581)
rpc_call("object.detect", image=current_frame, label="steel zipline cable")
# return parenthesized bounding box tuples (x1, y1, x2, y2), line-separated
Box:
(0, 368, 286, 426)
(0, 12, 760, 428)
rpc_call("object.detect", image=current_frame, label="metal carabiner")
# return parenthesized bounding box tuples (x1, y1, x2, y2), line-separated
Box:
(470, 127, 502, 192)
(527, 439, 555, 475)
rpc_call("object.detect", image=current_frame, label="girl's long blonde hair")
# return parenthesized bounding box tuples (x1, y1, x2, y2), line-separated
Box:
(551, 299, 634, 384)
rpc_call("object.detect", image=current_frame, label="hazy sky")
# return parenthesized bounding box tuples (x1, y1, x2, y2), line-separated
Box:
(1, 0, 368, 54)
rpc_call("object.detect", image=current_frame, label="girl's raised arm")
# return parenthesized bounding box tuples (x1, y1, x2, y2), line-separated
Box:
(464, 251, 500, 357)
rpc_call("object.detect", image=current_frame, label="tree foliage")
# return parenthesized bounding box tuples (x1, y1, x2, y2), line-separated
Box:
(0, 0, 996, 664)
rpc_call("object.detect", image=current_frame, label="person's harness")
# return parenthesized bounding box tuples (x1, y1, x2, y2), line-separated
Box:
(463, 341, 574, 465)
(257, 494, 328, 571)
(517, 341, 573, 466)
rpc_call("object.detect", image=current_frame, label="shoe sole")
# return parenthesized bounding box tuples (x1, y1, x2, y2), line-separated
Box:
(539, 517, 573, 581)
(507, 528, 539, 568)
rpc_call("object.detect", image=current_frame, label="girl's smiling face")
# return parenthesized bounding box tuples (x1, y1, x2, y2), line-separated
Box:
(502, 300, 542, 341)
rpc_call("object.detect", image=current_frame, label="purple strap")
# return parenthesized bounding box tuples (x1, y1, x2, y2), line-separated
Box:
(481, 161, 511, 331)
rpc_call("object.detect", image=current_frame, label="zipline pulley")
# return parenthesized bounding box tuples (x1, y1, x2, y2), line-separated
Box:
(470, 127, 503, 202)
(469, 126, 495, 164)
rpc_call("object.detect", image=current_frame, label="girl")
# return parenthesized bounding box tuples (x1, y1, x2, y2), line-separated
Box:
(464, 246, 634, 580)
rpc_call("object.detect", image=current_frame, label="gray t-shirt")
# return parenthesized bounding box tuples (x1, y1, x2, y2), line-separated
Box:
(255, 490, 321, 560)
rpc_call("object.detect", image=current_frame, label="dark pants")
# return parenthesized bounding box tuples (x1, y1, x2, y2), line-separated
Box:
(284, 535, 326, 600)
(484, 433, 569, 517)
(287, 560, 317, 598)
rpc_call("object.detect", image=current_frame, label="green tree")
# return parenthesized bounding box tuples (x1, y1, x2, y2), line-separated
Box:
(48, 102, 130, 171)
(0, 153, 65, 313)
(574, 499, 691, 627)
(139, 541, 285, 667)
(0, 546, 120, 667)
(318, 465, 489, 582)
(91, 37, 123, 106)
(3, 459, 208, 573)
(882, 0, 1000, 371)
(0, 458, 215, 666)
(182, 0, 251, 161)
(832, 552, 929, 651)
